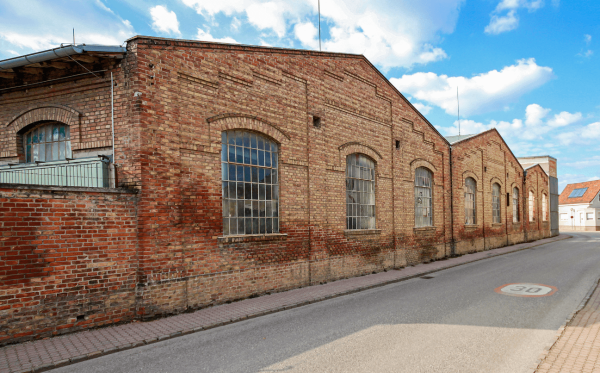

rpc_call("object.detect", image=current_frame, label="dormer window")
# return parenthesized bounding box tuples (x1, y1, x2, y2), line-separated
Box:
(24, 122, 71, 163)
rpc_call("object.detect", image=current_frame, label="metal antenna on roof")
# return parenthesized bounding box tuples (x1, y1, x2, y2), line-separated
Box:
(73, 28, 75, 45)
(318, 0, 322, 51)
(457, 86, 461, 136)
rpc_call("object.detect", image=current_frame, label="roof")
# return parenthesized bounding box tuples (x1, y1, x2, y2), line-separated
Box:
(0, 44, 126, 70)
(126, 35, 451, 147)
(517, 155, 557, 161)
(445, 134, 477, 144)
(559, 179, 600, 205)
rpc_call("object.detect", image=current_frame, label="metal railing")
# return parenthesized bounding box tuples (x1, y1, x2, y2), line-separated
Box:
(0, 157, 112, 188)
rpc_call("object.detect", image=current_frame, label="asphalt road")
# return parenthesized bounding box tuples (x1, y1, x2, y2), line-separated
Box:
(51, 232, 600, 373)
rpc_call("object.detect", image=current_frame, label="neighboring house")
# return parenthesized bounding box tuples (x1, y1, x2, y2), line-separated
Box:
(559, 180, 600, 231)
(0, 36, 555, 345)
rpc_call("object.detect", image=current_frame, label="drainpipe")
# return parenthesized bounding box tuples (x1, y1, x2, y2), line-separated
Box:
(111, 72, 116, 187)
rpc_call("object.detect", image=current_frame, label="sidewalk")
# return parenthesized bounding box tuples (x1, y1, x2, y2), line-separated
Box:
(0, 234, 570, 373)
(535, 274, 600, 372)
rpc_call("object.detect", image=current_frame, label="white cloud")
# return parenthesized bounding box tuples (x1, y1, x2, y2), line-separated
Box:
(182, 0, 464, 70)
(294, 22, 319, 50)
(585, 34, 592, 44)
(150, 5, 180, 36)
(578, 34, 593, 58)
(196, 28, 239, 44)
(412, 102, 433, 115)
(231, 17, 242, 32)
(485, 0, 543, 35)
(485, 10, 519, 35)
(0, 1, 135, 57)
(391, 58, 554, 116)
(558, 122, 600, 145)
(439, 104, 582, 145)
(547, 111, 583, 127)
(563, 156, 600, 170)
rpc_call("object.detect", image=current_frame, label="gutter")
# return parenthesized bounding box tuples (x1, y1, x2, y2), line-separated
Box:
(0, 44, 126, 71)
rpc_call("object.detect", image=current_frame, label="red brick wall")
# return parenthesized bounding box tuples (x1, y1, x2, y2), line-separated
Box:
(0, 186, 138, 344)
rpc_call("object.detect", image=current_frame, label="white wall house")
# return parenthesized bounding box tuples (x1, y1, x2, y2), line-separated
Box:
(559, 180, 600, 231)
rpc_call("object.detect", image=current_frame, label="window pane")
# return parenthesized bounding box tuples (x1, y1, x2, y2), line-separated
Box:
(59, 126, 66, 141)
(346, 154, 376, 230)
(65, 141, 72, 159)
(59, 141, 65, 159)
(53, 125, 59, 141)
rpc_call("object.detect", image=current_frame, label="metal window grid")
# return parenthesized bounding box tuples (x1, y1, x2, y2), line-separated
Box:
(24, 122, 72, 163)
(529, 190, 535, 221)
(464, 177, 477, 225)
(346, 154, 376, 230)
(513, 188, 519, 222)
(492, 183, 501, 224)
(221, 131, 279, 236)
(414, 167, 432, 227)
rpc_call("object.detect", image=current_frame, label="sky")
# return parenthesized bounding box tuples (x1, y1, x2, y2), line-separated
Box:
(0, 0, 598, 192)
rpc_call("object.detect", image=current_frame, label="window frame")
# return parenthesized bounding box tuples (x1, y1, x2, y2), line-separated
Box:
(492, 183, 501, 224)
(513, 187, 520, 223)
(542, 193, 548, 221)
(22, 122, 72, 163)
(221, 130, 280, 236)
(346, 153, 376, 230)
(464, 177, 477, 225)
(529, 190, 535, 222)
(414, 167, 433, 227)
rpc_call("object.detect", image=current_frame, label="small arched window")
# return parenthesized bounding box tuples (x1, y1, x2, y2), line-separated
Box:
(513, 187, 520, 223)
(23, 122, 71, 163)
(529, 190, 535, 222)
(464, 177, 477, 225)
(346, 153, 376, 230)
(414, 167, 432, 227)
(542, 193, 548, 221)
(492, 183, 501, 224)
(221, 130, 279, 236)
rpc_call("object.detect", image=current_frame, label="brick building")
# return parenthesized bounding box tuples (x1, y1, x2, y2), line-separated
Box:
(0, 36, 554, 345)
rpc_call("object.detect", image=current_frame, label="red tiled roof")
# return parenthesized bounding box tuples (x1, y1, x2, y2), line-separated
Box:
(559, 179, 600, 205)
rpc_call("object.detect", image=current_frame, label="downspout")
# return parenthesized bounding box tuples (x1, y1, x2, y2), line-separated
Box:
(449, 146, 455, 256)
(111, 72, 116, 187)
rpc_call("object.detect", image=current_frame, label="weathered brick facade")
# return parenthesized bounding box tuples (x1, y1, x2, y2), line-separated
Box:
(0, 36, 552, 344)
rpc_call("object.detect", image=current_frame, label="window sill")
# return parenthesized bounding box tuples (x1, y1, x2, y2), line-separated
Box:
(218, 233, 288, 244)
(464, 224, 479, 230)
(491, 223, 503, 227)
(344, 229, 381, 237)
(413, 226, 436, 232)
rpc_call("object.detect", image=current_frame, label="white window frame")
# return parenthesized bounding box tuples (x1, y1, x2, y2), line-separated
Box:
(464, 177, 477, 225)
(414, 167, 433, 227)
(346, 154, 376, 230)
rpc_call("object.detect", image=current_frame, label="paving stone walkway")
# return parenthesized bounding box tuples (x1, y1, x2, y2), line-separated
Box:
(536, 271, 600, 373)
(0, 235, 570, 373)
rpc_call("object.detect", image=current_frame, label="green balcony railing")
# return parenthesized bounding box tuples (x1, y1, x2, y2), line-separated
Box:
(0, 158, 112, 188)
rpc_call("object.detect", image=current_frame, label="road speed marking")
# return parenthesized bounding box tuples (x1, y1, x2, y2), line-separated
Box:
(495, 283, 557, 297)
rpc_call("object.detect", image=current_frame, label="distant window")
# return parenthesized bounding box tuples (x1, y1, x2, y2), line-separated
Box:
(560, 213, 568, 220)
(464, 177, 476, 225)
(542, 194, 548, 221)
(346, 154, 376, 230)
(569, 188, 588, 198)
(529, 190, 535, 222)
(513, 187, 519, 223)
(492, 183, 501, 224)
(23, 122, 71, 163)
(587, 213, 594, 220)
(414, 167, 433, 227)
(221, 130, 279, 236)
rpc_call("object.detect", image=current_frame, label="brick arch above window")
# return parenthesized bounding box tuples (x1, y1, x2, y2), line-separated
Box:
(207, 113, 291, 145)
(460, 171, 481, 190)
(338, 142, 382, 164)
(409, 158, 437, 182)
(3, 105, 81, 158)
(490, 176, 504, 188)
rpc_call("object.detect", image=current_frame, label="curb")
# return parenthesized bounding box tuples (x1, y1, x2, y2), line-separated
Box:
(530, 273, 600, 372)
(19, 234, 572, 373)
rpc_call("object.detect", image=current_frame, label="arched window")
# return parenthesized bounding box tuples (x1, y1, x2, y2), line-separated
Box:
(414, 167, 432, 227)
(23, 122, 71, 163)
(464, 177, 477, 225)
(492, 183, 501, 224)
(513, 187, 520, 223)
(221, 130, 279, 235)
(346, 154, 376, 230)
(529, 190, 535, 222)
(542, 193, 548, 221)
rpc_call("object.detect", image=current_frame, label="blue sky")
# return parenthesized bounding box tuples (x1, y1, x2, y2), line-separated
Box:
(1, 0, 598, 191)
